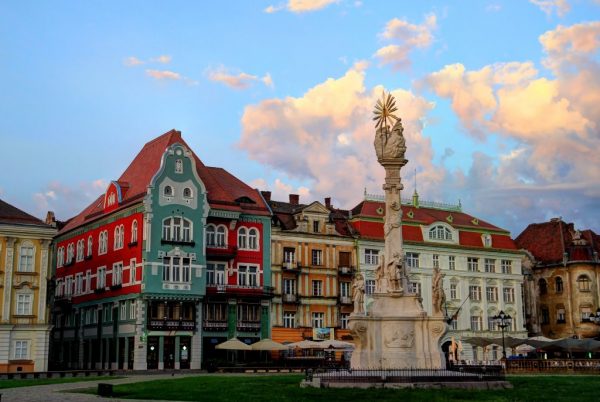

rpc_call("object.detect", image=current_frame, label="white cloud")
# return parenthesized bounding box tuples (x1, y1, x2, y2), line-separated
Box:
(485, 3, 502, 12)
(375, 14, 437, 70)
(146, 69, 182, 81)
(32, 179, 109, 221)
(265, 0, 338, 14)
(124, 56, 144, 66)
(206, 66, 274, 89)
(152, 55, 172, 64)
(529, 0, 570, 17)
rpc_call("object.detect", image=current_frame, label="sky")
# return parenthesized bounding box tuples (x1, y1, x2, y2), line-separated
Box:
(1, 0, 599, 237)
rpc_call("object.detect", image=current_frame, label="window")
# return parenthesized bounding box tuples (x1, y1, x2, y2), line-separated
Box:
(486, 286, 498, 302)
(338, 251, 351, 268)
(340, 313, 350, 329)
(206, 262, 225, 285)
(162, 217, 193, 242)
(163, 257, 191, 283)
(488, 316, 498, 331)
(206, 225, 216, 247)
(98, 231, 108, 255)
(130, 300, 137, 320)
(469, 285, 482, 301)
(313, 220, 320, 233)
(87, 236, 93, 257)
(312, 312, 324, 328)
(18, 245, 34, 272)
(467, 257, 479, 272)
(14, 341, 28, 360)
(183, 187, 192, 198)
(432, 254, 440, 269)
(428, 225, 452, 241)
(129, 259, 137, 284)
(238, 227, 247, 249)
(76, 240, 84, 262)
(120, 301, 127, 320)
(216, 226, 226, 247)
(16, 294, 32, 315)
(470, 315, 482, 331)
(164, 185, 173, 196)
(66, 243, 74, 263)
(85, 270, 91, 293)
(75, 273, 83, 295)
(283, 279, 296, 295)
(131, 220, 138, 243)
(484, 259, 495, 273)
(340, 282, 350, 298)
(104, 305, 112, 322)
(248, 228, 258, 250)
(312, 280, 323, 296)
(114, 225, 124, 250)
(538, 278, 547, 295)
(555, 277, 563, 293)
(283, 312, 296, 328)
(450, 319, 458, 330)
(365, 279, 375, 295)
(409, 282, 421, 295)
(57, 247, 64, 268)
(450, 283, 458, 300)
(581, 306, 592, 322)
(405, 253, 419, 269)
(577, 275, 591, 292)
(503, 287, 515, 303)
(364, 249, 379, 265)
(283, 248, 296, 264)
(541, 307, 550, 324)
(501, 260, 512, 274)
(312, 249, 323, 266)
(448, 255, 455, 271)
(175, 159, 183, 174)
(238, 264, 258, 287)
(483, 234, 492, 247)
(97, 267, 106, 289)
(557, 307, 566, 323)
(112, 262, 123, 286)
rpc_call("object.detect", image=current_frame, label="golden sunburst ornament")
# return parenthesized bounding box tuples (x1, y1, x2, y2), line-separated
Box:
(373, 91, 399, 129)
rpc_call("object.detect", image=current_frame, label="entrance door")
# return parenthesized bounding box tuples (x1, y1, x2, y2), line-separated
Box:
(147, 337, 159, 369)
(180, 336, 191, 369)
(164, 337, 175, 369)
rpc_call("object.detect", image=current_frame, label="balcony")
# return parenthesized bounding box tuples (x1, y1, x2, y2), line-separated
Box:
(206, 245, 237, 260)
(282, 261, 300, 273)
(237, 321, 261, 332)
(282, 293, 299, 303)
(203, 320, 228, 331)
(338, 266, 354, 275)
(339, 296, 352, 305)
(147, 319, 196, 331)
(207, 284, 271, 297)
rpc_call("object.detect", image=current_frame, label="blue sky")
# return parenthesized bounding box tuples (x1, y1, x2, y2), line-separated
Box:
(1, 0, 599, 236)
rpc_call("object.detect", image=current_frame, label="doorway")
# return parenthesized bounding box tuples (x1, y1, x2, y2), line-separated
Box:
(164, 337, 175, 369)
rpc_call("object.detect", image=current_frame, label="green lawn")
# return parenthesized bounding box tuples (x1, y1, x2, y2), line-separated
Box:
(74, 374, 600, 402)
(0, 375, 121, 389)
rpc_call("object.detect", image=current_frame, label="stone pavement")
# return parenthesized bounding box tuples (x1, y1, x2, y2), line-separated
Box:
(0, 373, 203, 402)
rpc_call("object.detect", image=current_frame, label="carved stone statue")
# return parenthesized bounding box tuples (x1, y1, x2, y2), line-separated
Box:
(352, 273, 365, 314)
(375, 257, 387, 293)
(431, 266, 446, 315)
(374, 119, 406, 161)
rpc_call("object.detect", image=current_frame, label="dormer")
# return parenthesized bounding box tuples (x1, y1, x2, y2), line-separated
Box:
(103, 181, 128, 213)
(422, 221, 458, 245)
(295, 201, 333, 234)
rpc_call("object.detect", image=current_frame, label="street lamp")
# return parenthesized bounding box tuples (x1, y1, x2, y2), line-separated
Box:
(493, 310, 512, 359)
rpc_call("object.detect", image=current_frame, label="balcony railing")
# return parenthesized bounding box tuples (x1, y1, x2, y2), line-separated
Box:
(147, 319, 196, 331)
(282, 261, 300, 271)
(237, 321, 261, 331)
(339, 296, 352, 305)
(338, 266, 354, 275)
(283, 293, 298, 303)
(203, 320, 228, 331)
(206, 245, 237, 260)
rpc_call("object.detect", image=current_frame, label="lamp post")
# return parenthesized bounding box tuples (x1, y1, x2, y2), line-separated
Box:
(493, 310, 512, 359)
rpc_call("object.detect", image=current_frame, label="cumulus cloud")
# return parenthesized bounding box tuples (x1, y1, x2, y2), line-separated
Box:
(32, 179, 109, 220)
(206, 66, 274, 89)
(238, 64, 439, 208)
(146, 69, 181, 80)
(124, 55, 172, 67)
(265, 0, 338, 13)
(529, 0, 570, 17)
(375, 14, 437, 70)
(124, 56, 144, 66)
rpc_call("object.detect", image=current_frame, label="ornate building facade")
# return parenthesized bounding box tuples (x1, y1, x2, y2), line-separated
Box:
(350, 192, 527, 361)
(51, 130, 271, 370)
(516, 218, 600, 339)
(0, 199, 56, 372)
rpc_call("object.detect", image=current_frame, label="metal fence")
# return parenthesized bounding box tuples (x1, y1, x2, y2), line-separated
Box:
(505, 359, 600, 374)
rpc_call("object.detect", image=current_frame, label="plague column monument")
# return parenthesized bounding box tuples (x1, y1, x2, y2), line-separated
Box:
(349, 92, 447, 369)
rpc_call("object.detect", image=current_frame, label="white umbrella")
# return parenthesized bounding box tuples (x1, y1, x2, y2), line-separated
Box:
(288, 340, 327, 349)
(251, 339, 292, 351)
(215, 338, 252, 351)
(322, 339, 355, 349)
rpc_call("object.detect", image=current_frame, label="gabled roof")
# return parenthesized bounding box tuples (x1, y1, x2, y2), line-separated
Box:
(59, 129, 270, 235)
(515, 219, 600, 264)
(0, 198, 51, 228)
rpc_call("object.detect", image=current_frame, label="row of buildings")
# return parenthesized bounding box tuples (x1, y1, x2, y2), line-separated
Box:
(1, 129, 598, 372)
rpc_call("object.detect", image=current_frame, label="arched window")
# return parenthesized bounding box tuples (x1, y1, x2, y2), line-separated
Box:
(183, 187, 193, 198)
(162, 217, 193, 242)
(57, 247, 64, 268)
(538, 278, 548, 295)
(248, 228, 258, 250)
(577, 275, 591, 292)
(428, 225, 452, 241)
(114, 225, 124, 249)
(67, 243, 75, 263)
(206, 225, 216, 247)
(131, 220, 138, 243)
(164, 186, 173, 197)
(99, 231, 108, 254)
(76, 239, 84, 262)
(87, 236, 93, 257)
(555, 277, 563, 293)
(238, 227, 247, 249)
(216, 226, 226, 247)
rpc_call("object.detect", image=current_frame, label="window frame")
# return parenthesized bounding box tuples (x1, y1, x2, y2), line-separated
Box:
(18, 244, 35, 272)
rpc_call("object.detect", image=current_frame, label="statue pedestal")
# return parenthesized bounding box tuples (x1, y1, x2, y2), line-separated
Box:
(349, 293, 447, 369)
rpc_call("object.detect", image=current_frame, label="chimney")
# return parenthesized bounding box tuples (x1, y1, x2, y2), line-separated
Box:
(45, 211, 56, 227)
(261, 191, 271, 202)
(289, 194, 299, 205)
(324, 197, 331, 209)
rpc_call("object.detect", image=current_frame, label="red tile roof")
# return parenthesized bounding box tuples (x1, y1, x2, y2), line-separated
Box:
(0, 198, 51, 227)
(59, 129, 269, 235)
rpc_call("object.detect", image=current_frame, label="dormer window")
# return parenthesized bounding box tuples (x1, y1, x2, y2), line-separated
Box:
(183, 187, 193, 198)
(164, 186, 173, 197)
(428, 225, 452, 241)
(175, 159, 183, 174)
(482, 234, 492, 247)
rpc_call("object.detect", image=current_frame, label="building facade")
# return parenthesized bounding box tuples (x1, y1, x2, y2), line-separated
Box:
(516, 218, 600, 339)
(0, 199, 56, 372)
(51, 130, 271, 370)
(266, 194, 356, 343)
(350, 192, 527, 361)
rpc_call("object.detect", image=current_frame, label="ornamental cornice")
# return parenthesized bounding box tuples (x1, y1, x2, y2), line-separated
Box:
(209, 209, 241, 220)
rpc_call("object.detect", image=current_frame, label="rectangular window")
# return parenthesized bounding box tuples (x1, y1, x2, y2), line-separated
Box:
(450, 283, 458, 300)
(313, 220, 320, 233)
(85, 270, 91, 293)
(339, 282, 350, 298)
(283, 312, 296, 328)
(312, 280, 322, 296)
(163, 257, 191, 283)
(486, 286, 498, 302)
(16, 294, 32, 315)
(448, 255, 455, 271)
(503, 287, 515, 303)
(65, 276, 73, 296)
(97, 267, 106, 289)
(283, 248, 296, 264)
(484, 258, 495, 273)
(104, 305, 112, 322)
(75, 273, 83, 295)
(405, 252, 419, 269)
(112, 262, 123, 286)
(130, 258, 137, 284)
(541, 307, 550, 324)
(312, 250, 323, 266)
(238, 264, 259, 287)
(120, 301, 127, 320)
(432, 254, 440, 269)
(469, 285, 481, 301)
(557, 308, 566, 323)
(409, 282, 421, 296)
(470, 315, 482, 331)
(340, 313, 350, 329)
(207, 262, 226, 285)
(130, 300, 137, 320)
(501, 260, 512, 274)
(14, 340, 28, 360)
(312, 312, 324, 328)
(365, 279, 375, 295)
(19, 246, 34, 272)
(338, 251, 351, 268)
(364, 249, 379, 265)
(467, 257, 479, 272)
(581, 307, 592, 322)
(488, 316, 498, 331)
(283, 279, 296, 294)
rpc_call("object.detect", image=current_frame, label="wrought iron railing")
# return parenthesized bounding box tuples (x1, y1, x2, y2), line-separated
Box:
(309, 367, 504, 383)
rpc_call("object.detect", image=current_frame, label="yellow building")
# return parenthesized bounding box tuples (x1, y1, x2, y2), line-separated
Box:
(264, 193, 356, 344)
(0, 199, 56, 373)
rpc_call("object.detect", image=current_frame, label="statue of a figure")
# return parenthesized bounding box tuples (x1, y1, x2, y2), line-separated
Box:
(374, 119, 406, 161)
(375, 257, 387, 293)
(386, 254, 402, 292)
(352, 273, 365, 314)
(431, 266, 446, 315)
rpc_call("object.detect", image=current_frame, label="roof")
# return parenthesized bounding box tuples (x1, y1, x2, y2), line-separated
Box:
(0, 198, 51, 228)
(59, 129, 270, 235)
(515, 219, 600, 264)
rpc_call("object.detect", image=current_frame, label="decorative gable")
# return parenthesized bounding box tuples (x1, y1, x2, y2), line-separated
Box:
(103, 181, 127, 213)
